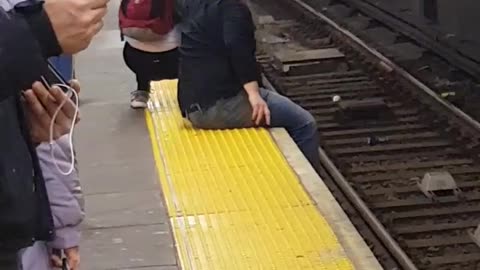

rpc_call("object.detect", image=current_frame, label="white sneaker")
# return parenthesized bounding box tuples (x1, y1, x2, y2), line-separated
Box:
(130, 90, 149, 109)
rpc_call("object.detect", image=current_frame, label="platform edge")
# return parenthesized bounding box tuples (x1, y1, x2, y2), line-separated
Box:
(145, 110, 182, 270)
(269, 128, 384, 270)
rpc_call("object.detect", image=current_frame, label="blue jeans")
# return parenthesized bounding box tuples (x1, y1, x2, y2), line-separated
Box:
(187, 89, 321, 172)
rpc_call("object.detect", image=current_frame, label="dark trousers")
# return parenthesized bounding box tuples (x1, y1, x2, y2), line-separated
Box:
(0, 250, 18, 270)
(122, 42, 179, 92)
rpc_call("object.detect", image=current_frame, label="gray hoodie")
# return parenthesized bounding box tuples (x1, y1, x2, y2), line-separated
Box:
(18, 135, 84, 270)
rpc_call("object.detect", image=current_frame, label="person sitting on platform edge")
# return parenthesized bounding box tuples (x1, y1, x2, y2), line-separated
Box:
(176, 0, 322, 172)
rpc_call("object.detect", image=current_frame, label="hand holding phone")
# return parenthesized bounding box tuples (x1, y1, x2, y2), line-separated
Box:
(23, 81, 79, 143)
(51, 249, 69, 270)
(38, 68, 80, 176)
(41, 60, 69, 91)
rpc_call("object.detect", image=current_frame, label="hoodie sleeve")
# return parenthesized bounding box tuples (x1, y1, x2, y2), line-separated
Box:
(222, 0, 258, 86)
(0, 4, 48, 97)
(36, 136, 85, 249)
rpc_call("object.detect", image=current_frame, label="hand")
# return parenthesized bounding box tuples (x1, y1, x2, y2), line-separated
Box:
(44, 0, 109, 54)
(51, 247, 80, 270)
(248, 92, 271, 126)
(68, 79, 81, 104)
(23, 80, 81, 143)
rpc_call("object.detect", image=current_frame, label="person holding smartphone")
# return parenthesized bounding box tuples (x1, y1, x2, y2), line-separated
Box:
(0, 0, 107, 268)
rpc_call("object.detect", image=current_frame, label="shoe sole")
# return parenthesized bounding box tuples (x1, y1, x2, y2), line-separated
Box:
(130, 101, 148, 109)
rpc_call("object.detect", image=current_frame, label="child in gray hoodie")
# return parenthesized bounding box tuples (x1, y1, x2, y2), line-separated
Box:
(18, 134, 84, 270)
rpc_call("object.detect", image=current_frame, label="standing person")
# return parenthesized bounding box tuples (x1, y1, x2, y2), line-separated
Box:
(0, 0, 107, 268)
(119, 0, 181, 109)
(176, 0, 322, 172)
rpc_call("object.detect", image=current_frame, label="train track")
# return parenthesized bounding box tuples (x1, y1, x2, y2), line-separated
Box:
(283, 0, 480, 128)
(319, 0, 480, 76)
(249, 0, 480, 269)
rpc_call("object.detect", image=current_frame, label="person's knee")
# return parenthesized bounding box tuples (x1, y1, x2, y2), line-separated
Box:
(295, 110, 319, 149)
(287, 108, 318, 144)
(301, 110, 317, 135)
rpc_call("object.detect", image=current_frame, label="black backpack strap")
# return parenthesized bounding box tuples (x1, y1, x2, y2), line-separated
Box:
(119, 0, 129, 15)
(119, 0, 128, 41)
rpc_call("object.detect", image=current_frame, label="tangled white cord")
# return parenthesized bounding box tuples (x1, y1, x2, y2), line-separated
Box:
(47, 81, 79, 176)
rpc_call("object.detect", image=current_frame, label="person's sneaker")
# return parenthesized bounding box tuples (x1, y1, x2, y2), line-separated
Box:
(130, 90, 149, 109)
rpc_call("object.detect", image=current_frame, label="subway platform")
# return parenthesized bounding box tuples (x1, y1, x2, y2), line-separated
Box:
(74, 1, 383, 269)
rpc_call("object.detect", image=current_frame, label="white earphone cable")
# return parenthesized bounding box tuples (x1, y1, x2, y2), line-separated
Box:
(47, 82, 79, 176)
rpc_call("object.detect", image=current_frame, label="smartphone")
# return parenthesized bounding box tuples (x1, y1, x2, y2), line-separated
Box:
(41, 60, 77, 102)
(49, 55, 74, 81)
(42, 60, 69, 89)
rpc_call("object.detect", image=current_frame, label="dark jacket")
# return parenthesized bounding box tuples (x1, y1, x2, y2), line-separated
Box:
(176, 0, 261, 114)
(0, 0, 62, 251)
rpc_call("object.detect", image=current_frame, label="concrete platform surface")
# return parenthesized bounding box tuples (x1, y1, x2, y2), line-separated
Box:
(270, 129, 383, 270)
(75, 0, 179, 269)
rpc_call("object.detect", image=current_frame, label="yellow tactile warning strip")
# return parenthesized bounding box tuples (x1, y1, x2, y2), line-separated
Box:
(146, 79, 354, 270)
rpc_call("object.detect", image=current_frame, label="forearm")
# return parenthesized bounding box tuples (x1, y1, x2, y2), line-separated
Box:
(0, 6, 49, 96)
(37, 138, 84, 226)
(14, 1, 62, 57)
(230, 47, 258, 86)
(243, 80, 260, 97)
(49, 226, 81, 249)
(223, 1, 259, 90)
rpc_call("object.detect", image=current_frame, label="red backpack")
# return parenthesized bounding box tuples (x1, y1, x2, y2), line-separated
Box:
(119, 0, 175, 41)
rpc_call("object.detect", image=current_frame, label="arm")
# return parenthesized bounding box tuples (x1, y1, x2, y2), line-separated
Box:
(13, 0, 62, 57)
(36, 137, 84, 249)
(222, 1, 270, 125)
(0, 4, 50, 96)
(222, 0, 259, 93)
